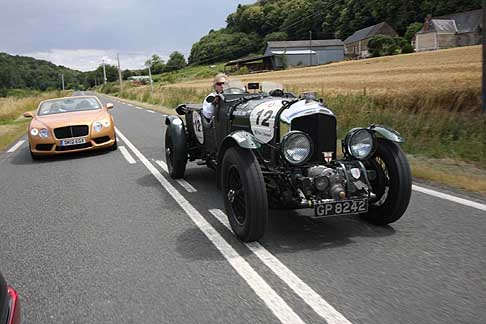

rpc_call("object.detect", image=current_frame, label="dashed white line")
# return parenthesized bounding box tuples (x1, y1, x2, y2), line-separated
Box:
(209, 208, 353, 324)
(155, 160, 197, 192)
(135, 106, 143, 110)
(412, 185, 486, 211)
(119, 146, 136, 164)
(147, 110, 156, 113)
(177, 179, 197, 192)
(155, 160, 168, 172)
(116, 129, 305, 324)
(7, 140, 25, 153)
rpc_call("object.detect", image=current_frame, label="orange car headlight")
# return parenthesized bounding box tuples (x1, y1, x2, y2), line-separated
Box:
(39, 128, 50, 138)
(93, 120, 110, 132)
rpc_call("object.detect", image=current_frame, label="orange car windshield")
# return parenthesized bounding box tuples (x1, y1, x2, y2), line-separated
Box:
(38, 98, 101, 116)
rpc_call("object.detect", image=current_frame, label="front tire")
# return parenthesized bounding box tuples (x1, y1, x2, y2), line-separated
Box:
(30, 150, 41, 160)
(221, 146, 268, 242)
(109, 136, 118, 151)
(361, 139, 412, 225)
(165, 127, 187, 179)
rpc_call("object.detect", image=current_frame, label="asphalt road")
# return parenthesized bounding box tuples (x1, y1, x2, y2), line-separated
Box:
(0, 92, 485, 324)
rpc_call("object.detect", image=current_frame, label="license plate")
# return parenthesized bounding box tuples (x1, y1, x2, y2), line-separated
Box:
(60, 137, 86, 146)
(315, 199, 368, 217)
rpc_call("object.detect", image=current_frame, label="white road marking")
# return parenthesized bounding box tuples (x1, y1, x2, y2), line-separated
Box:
(135, 106, 143, 110)
(116, 129, 305, 324)
(209, 208, 353, 324)
(147, 110, 156, 113)
(7, 140, 25, 153)
(154, 160, 197, 192)
(127, 104, 133, 107)
(119, 146, 136, 164)
(412, 185, 486, 212)
(176, 179, 197, 192)
(155, 160, 168, 172)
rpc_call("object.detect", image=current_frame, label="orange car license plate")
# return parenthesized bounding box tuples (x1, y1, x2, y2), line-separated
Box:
(60, 137, 86, 146)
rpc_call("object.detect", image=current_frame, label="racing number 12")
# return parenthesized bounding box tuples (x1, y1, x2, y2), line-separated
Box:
(255, 109, 273, 127)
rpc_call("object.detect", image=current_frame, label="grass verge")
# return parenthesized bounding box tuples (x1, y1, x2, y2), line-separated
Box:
(0, 121, 29, 151)
(0, 90, 72, 151)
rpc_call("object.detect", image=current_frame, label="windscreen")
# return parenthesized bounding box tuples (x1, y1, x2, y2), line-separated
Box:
(223, 79, 246, 94)
(38, 97, 101, 116)
(261, 81, 283, 93)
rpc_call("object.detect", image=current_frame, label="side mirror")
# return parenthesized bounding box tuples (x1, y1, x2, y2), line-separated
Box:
(106, 103, 114, 109)
(23, 112, 33, 118)
(206, 96, 215, 104)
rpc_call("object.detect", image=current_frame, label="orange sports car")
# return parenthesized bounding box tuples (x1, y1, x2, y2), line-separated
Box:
(23, 96, 117, 159)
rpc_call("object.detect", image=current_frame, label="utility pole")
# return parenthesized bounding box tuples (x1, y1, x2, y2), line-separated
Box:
(117, 53, 123, 94)
(309, 30, 313, 66)
(482, 0, 486, 113)
(147, 60, 154, 94)
(61, 73, 65, 90)
(102, 59, 107, 85)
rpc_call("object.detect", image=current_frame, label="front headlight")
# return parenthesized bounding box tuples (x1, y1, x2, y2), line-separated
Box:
(344, 128, 376, 160)
(94, 120, 110, 132)
(39, 128, 50, 138)
(93, 121, 103, 132)
(281, 131, 313, 165)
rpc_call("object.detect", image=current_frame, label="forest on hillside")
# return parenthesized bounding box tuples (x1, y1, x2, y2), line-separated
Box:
(188, 0, 481, 64)
(0, 53, 88, 95)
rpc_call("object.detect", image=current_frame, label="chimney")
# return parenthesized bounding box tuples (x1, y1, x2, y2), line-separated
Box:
(424, 14, 432, 32)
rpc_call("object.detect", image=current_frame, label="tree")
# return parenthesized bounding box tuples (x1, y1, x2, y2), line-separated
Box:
(145, 54, 166, 74)
(404, 22, 423, 42)
(368, 36, 413, 57)
(164, 52, 186, 72)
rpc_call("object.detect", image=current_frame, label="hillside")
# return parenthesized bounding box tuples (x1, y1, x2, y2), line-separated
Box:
(0, 52, 86, 95)
(189, 0, 481, 64)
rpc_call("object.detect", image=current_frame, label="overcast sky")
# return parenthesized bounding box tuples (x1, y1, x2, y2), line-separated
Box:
(0, 0, 254, 71)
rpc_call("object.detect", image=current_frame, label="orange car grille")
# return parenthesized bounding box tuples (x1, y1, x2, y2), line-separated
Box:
(54, 125, 89, 139)
(36, 144, 54, 151)
(93, 136, 110, 144)
(55, 143, 92, 151)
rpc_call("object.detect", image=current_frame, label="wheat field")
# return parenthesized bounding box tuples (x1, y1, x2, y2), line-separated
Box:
(163, 45, 481, 112)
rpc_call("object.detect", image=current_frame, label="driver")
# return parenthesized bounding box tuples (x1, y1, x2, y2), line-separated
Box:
(202, 73, 228, 120)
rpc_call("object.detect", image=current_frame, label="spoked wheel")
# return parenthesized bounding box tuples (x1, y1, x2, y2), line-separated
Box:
(361, 139, 412, 225)
(221, 146, 268, 242)
(165, 127, 187, 179)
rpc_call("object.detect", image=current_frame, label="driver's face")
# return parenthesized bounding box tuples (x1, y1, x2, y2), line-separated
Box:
(214, 80, 225, 92)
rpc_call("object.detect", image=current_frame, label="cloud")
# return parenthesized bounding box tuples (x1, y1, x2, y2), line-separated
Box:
(1, 0, 254, 56)
(24, 49, 168, 72)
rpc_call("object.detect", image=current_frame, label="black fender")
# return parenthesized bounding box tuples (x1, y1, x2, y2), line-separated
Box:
(368, 124, 404, 143)
(216, 131, 261, 189)
(165, 115, 187, 154)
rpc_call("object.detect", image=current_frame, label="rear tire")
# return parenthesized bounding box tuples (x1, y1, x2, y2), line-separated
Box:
(361, 139, 412, 225)
(221, 146, 268, 242)
(165, 127, 187, 179)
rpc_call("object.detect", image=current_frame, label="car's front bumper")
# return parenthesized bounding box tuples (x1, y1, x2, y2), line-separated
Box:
(29, 128, 116, 155)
